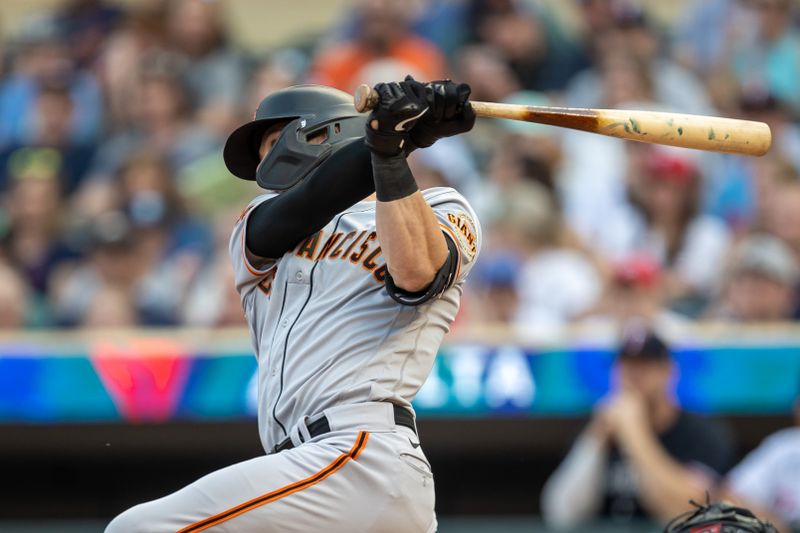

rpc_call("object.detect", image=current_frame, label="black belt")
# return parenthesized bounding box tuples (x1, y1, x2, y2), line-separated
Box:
(272, 404, 416, 454)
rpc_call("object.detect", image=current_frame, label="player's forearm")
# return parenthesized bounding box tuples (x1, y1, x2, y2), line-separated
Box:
(245, 140, 375, 258)
(541, 429, 608, 529)
(372, 155, 447, 292)
(620, 423, 710, 521)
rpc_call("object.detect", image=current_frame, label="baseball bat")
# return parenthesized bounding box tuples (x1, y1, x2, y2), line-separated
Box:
(353, 84, 771, 156)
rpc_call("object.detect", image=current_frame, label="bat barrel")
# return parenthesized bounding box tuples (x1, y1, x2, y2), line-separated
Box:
(470, 102, 771, 157)
(593, 108, 772, 156)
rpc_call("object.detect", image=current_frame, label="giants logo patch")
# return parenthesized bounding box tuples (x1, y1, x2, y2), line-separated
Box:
(446, 212, 478, 260)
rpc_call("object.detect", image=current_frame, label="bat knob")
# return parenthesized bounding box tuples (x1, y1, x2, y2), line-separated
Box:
(354, 84, 379, 113)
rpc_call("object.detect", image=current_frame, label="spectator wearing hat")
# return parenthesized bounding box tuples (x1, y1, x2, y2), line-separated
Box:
(541, 328, 735, 529)
(707, 234, 798, 322)
(580, 254, 689, 338)
(719, 381, 800, 532)
(596, 145, 732, 316)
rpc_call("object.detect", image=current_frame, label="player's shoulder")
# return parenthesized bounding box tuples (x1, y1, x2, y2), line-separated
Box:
(235, 192, 279, 226)
(422, 186, 472, 208)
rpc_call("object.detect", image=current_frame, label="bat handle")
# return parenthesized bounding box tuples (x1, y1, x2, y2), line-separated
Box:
(354, 84, 379, 113)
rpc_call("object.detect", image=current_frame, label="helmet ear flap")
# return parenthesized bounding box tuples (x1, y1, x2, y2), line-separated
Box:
(255, 117, 331, 191)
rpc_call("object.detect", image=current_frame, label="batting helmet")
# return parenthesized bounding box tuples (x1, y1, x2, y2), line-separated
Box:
(223, 85, 367, 190)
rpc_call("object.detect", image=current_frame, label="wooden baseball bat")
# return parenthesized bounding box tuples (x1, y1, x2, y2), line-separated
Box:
(353, 84, 771, 156)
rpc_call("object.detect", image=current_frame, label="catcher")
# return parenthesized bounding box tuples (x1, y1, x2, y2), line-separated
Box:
(106, 77, 480, 533)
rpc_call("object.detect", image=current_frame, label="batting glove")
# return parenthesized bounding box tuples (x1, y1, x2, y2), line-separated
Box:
(365, 80, 429, 157)
(408, 76, 476, 150)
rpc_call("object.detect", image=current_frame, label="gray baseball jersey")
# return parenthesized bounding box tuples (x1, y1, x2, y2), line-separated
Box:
(230, 187, 481, 452)
(104, 187, 480, 533)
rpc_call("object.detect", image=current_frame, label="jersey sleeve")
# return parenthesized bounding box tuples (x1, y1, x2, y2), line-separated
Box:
(725, 431, 789, 507)
(229, 193, 279, 298)
(426, 188, 482, 283)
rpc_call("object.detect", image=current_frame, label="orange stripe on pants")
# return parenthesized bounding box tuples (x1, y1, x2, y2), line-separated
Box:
(177, 431, 370, 533)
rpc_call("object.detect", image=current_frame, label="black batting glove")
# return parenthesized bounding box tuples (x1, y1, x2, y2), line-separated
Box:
(365, 80, 429, 157)
(407, 76, 476, 150)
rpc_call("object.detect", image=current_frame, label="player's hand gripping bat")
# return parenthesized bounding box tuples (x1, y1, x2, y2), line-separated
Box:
(354, 84, 771, 156)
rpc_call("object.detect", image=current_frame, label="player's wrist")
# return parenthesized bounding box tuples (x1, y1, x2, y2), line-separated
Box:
(364, 126, 409, 157)
(370, 152, 418, 201)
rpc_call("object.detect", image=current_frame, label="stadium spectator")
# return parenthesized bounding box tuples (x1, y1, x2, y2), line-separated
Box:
(567, 3, 712, 115)
(750, 154, 799, 233)
(309, 0, 447, 93)
(55, 154, 210, 326)
(0, 168, 77, 299)
(182, 210, 246, 328)
(707, 234, 798, 322)
(581, 255, 689, 337)
(559, 49, 656, 250)
(720, 384, 800, 532)
(54, 0, 124, 69)
(0, 82, 95, 195)
(541, 328, 736, 528)
(727, 0, 800, 114)
(764, 179, 800, 264)
(165, 0, 247, 136)
(81, 285, 137, 328)
(114, 153, 210, 325)
(497, 181, 602, 336)
(244, 52, 303, 118)
(0, 15, 103, 146)
(0, 261, 33, 329)
(98, 1, 168, 130)
(51, 210, 137, 327)
(466, 0, 583, 92)
(85, 55, 218, 183)
(595, 145, 732, 315)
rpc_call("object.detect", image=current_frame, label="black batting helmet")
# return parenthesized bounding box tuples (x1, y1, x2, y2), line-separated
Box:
(223, 85, 367, 190)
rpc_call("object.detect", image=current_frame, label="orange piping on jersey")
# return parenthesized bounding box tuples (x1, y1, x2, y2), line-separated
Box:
(240, 216, 277, 278)
(177, 432, 370, 533)
(439, 223, 462, 281)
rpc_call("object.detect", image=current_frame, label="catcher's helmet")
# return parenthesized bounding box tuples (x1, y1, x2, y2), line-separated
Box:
(223, 85, 367, 190)
(664, 501, 779, 533)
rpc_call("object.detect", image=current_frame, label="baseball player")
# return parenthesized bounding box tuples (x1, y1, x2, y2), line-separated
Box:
(106, 77, 480, 532)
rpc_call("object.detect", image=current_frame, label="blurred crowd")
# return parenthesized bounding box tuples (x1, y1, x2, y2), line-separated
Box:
(2, 0, 800, 331)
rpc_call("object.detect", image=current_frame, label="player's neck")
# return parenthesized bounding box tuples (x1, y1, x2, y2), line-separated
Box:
(364, 193, 377, 202)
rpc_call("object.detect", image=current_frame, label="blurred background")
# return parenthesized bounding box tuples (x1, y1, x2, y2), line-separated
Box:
(0, 0, 799, 531)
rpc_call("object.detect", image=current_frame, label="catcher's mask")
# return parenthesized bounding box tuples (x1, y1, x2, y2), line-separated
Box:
(224, 85, 367, 191)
